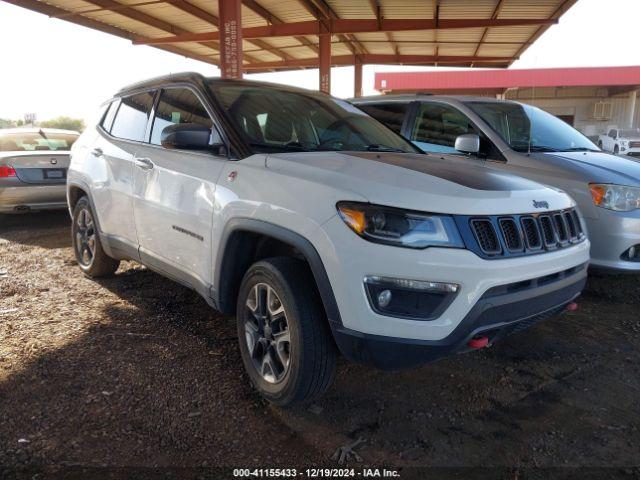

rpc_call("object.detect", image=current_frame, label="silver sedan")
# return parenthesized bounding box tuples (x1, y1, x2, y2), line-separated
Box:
(0, 128, 78, 214)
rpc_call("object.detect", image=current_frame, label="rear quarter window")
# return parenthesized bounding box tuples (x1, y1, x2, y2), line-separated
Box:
(101, 100, 119, 133)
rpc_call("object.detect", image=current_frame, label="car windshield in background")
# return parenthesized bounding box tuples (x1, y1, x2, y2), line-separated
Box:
(0, 131, 79, 152)
(620, 129, 640, 138)
(208, 83, 417, 154)
(466, 102, 598, 153)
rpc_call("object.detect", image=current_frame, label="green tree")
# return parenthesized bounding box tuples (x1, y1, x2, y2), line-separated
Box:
(39, 116, 85, 132)
(0, 118, 17, 129)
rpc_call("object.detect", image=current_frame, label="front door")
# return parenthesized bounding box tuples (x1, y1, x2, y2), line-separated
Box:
(132, 87, 226, 292)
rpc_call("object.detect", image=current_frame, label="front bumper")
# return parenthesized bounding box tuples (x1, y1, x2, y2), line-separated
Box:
(333, 263, 587, 369)
(317, 215, 590, 342)
(0, 184, 67, 213)
(585, 208, 640, 273)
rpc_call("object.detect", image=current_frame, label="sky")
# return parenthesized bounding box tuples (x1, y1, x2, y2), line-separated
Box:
(1, 0, 640, 123)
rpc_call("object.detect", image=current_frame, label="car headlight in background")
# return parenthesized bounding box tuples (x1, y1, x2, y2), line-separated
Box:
(337, 201, 464, 249)
(589, 184, 640, 212)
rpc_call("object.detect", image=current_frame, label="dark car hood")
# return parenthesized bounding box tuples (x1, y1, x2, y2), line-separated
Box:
(534, 151, 640, 185)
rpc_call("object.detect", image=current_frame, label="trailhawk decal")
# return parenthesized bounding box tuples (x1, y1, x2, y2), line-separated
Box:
(345, 152, 540, 192)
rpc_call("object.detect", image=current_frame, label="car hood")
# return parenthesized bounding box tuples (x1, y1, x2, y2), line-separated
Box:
(265, 151, 573, 215)
(531, 151, 640, 185)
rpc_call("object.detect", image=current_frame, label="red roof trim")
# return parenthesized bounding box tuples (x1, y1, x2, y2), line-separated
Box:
(375, 66, 640, 92)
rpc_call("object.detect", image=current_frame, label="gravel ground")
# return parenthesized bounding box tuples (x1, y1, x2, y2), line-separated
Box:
(1, 212, 639, 475)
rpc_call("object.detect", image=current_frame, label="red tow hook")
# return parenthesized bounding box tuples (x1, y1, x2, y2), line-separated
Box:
(468, 336, 489, 349)
(565, 302, 579, 312)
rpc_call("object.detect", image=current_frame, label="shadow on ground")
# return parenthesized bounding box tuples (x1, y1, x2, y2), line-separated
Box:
(0, 211, 70, 249)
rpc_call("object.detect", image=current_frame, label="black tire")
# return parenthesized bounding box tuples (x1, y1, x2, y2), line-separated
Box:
(72, 196, 120, 277)
(236, 257, 337, 406)
(597, 140, 603, 149)
(614, 145, 620, 155)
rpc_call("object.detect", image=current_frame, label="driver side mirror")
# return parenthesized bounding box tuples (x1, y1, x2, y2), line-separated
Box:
(455, 133, 480, 154)
(161, 123, 225, 153)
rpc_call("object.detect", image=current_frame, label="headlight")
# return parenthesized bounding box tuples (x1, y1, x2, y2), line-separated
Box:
(337, 201, 464, 249)
(589, 184, 640, 211)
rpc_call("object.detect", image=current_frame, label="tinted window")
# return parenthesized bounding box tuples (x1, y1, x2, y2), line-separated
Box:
(0, 131, 78, 151)
(411, 103, 475, 153)
(111, 92, 155, 142)
(208, 83, 416, 154)
(467, 101, 597, 153)
(150, 88, 215, 146)
(357, 102, 408, 134)
(101, 100, 118, 133)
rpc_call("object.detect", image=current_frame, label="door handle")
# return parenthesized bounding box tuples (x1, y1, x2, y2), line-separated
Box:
(134, 157, 154, 170)
(92, 148, 103, 157)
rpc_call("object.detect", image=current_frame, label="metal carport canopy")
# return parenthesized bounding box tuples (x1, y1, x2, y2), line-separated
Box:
(3, 0, 579, 95)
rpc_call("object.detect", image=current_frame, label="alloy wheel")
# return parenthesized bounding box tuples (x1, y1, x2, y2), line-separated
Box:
(75, 207, 96, 267)
(244, 283, 291, 383)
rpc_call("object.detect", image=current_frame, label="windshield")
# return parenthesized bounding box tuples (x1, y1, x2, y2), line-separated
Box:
(620, 129, 640, 138)
(0, 131, 79, 152)
(208, 83, 417, 154)
(466, 101, 598, 153)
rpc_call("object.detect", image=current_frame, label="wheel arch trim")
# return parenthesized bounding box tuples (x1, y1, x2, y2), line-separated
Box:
(214, 218, 343, 328)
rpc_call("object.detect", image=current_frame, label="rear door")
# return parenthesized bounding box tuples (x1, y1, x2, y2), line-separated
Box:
(91, 91, 155, 250)
(132, 86, 226, 292)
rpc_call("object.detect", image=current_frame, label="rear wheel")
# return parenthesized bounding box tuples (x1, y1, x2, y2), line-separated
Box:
(597, 140, 603, 149)
(236, 257, 337, 406)
(72, 196, 120, 277)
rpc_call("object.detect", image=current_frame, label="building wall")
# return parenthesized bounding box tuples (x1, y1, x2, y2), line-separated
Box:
(505, 86, 639, 137)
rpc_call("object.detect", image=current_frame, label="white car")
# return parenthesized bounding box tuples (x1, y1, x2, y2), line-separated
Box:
(68, 74, 590, 406)
(598, 128, 640, 157)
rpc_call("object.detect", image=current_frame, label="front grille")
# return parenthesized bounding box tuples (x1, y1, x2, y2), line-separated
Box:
(553, 213, 568, 243)
(520, 217, 542, 250)
(629, 141, 640, 148)
(539, 215, 556, 247)
(466, 208, 585, 259)
(471, 219, 501, 254)
(499, 218, 523, 252)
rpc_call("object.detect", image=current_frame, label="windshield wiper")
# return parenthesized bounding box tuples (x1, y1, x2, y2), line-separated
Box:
(527, 145, 561, 152)
(365, 144, 407, 153)
(561, 147, 601, 152)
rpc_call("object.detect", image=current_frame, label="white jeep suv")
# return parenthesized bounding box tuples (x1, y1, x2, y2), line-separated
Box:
(68, 73, 590, 406)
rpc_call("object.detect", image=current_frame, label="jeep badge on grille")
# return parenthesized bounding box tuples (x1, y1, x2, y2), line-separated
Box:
(533, 200, 549, 209)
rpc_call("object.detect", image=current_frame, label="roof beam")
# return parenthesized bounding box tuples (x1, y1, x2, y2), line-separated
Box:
(166, 0, 294, 61)
(242, 0, 319, 54)
(295, 0, 362, 56)
(242, 54, 515, 70)
(471, 0, 506, 65)
(134, 17, 558, 45)
(3, 0, 216, 64)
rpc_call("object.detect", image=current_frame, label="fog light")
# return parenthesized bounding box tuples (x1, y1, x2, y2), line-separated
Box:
(623, 244, 640, 261)
(377, 289, 392, 308)
(364, 276, 459, 320)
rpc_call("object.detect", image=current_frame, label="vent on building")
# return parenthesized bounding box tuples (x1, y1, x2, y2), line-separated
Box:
(592, 101, 612, 120)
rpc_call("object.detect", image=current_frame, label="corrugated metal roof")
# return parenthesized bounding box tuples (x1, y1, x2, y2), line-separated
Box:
(375, 66, 640, 92)
(3, 0, 579, 71)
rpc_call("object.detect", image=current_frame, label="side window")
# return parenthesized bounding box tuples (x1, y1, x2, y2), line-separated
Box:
(110, 91, 155, 142)
(411, 103, 476, 154)
(357, 102, 408, 134)
(150, 88, 218, 146)
(609, 129, 616, 138)
(101, 100, 119, 133)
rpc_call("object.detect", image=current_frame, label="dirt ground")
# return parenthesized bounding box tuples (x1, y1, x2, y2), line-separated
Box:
(1, 212, 639, 476)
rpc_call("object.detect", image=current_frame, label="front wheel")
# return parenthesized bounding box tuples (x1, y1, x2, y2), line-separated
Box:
(236, 257, 337, 406)
(72, 196, 120, 277)
(614, 145, 620, 155)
